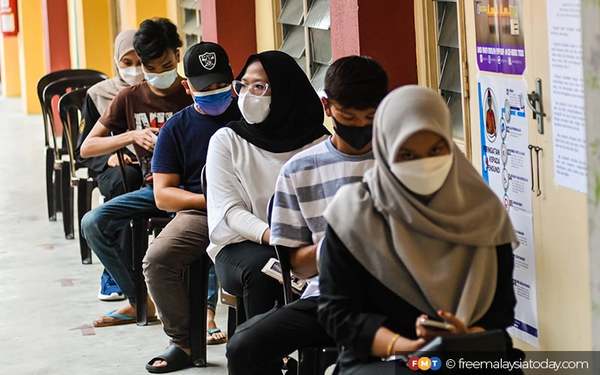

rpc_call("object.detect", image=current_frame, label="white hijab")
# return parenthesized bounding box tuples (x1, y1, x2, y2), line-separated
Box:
(87, 30, 137, 115)
(324, 86, 517, 325)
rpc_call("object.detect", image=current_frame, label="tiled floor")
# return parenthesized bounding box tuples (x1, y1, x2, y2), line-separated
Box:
(0, 97, 228, 374)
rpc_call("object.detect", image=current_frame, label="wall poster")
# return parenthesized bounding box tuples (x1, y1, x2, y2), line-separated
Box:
(478, 74, 540, 347)
(474, 0, 526, 75)
(548, 0, 587, 193)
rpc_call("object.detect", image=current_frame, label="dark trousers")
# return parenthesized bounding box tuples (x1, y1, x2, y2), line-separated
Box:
(214, 241, 283, 320)
(227, 297, 334, 375)
(95, 165, 142, 201)
(339, 360, 408, 375)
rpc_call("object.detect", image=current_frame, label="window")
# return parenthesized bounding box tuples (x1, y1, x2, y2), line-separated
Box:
(278, 0, 332, 92)
(178, 0, 201, 50)
(435, 0, 466, 141)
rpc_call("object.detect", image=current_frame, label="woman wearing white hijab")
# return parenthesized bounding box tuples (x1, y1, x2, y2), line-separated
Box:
(76, 30, 144, 301)
(318, 86, 518, 374)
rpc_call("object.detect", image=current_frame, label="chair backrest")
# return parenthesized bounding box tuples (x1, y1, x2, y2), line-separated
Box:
(58, 88, 89, 179)
(201, 165, 208, 199)
(43, 76, 106, 158)
(37, 69, 107, 147)
(37, 69, 106, 109)
(267, 195, 297, 305)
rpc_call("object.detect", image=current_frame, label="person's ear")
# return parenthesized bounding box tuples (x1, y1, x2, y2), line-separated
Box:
(181, 79, 192, 95)
(321, 97, 332, 117)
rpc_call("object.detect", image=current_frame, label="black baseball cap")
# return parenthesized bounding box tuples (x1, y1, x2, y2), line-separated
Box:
(183, 42, 233, 90)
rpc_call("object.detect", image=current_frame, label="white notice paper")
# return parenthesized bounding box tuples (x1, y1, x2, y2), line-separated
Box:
(548, 0, 587, 193)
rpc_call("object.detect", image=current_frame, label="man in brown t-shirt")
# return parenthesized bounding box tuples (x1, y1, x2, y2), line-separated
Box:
(80, 18, 192, 327)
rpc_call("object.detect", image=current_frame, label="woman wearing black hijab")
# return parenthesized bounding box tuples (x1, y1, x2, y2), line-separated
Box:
(205, 51, 328, 322)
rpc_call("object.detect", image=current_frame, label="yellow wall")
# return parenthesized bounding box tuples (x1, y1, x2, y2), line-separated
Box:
(71, 0, 114, 75)
(119, 0, 170, 30)
(255, 0, 281, 52)
(0, 36, 21, 97)
(17, 0, 46, 113)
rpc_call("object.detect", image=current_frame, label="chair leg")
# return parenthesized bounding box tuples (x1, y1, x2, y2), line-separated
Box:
(189, 255, 210, 367)
(132, 217, 149, 325)
(227, 306, 237, 337)
(77, 179, 92, 264)
(46, 148, 56, 221)
(61, 161, 75, 239)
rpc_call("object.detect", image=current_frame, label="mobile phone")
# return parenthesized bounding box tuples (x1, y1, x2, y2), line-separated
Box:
(420, 319, 455, 331)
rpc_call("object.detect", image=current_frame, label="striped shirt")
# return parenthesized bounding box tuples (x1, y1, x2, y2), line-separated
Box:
(270, 137, 374, 298)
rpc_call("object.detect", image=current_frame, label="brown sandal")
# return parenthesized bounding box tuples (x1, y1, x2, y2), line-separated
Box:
(93, 310, 158, 327)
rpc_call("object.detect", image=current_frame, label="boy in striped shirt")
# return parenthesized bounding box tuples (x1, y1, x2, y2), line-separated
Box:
(226, 56, 388, 375)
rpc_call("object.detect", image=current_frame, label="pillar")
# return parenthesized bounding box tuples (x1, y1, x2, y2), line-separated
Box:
(17, 0, 46, 113)
(330, 0, 418, 89)
(201, 0, 257, 74)
(255, 0, 281, 52)
(42, 0, 71, 72)
(119, 0, 169, 30)
(0, 35, 21, 97)
(72, 0, 113, 75)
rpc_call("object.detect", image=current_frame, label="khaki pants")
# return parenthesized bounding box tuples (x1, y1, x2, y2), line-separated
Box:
(143, 209, 212, 347)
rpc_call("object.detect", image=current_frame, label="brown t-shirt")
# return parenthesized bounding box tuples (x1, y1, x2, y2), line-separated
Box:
(99, 81, 193, 181)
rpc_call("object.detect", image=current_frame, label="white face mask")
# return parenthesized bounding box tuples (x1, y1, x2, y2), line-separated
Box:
(143, 68, 178, 89)
(391, 154, 453, 196)
(118, 66, 143, 86)
(238, 91, 271, 124)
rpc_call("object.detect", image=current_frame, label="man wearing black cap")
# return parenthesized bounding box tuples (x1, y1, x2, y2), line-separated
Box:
(143, 41, 240, 373)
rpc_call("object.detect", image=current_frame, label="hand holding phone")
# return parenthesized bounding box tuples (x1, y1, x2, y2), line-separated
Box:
(419, 318, 455, 331)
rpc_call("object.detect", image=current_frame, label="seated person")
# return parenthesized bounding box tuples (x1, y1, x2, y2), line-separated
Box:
(226, 56, 388, 375)
(143, 41, 240, 374)
(205, 51, 328, 323)
(318, 86, 518, 375)
(76, 29, 144, 302)
(80, 18, 192, 327)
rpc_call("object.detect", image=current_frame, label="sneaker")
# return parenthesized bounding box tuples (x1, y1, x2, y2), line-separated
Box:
(98, 270, 126, 301)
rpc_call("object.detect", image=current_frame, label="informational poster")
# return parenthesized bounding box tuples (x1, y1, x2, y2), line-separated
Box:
(478, 75, 540, 347)
(548, 0, 587, 193)
(474, 0, 526, 75)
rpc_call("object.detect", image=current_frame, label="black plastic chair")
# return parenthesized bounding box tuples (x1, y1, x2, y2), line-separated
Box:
(266, 196, 338, 375)
(42, 75, 106, 236)
(58, 88, 97, 263)
(120, 154, 210, 367)
(200, 165, 246, 337)
(37, 69, 107, 222)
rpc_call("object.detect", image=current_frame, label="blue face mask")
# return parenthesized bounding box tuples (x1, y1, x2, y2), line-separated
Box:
(193, 85, 233, 116)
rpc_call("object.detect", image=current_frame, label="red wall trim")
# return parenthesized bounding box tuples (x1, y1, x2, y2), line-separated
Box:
(330, 0, 417, 89)
(42, 0, 71, 72)
(200, 0, 257, 75)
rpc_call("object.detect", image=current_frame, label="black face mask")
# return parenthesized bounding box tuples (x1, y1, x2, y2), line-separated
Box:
(333, 117, 373, 150)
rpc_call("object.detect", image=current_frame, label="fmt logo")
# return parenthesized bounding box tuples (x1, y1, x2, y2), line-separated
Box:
(407, 356, 442, 371)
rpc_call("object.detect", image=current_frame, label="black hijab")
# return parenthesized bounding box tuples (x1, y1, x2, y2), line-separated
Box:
(228, 50, 328, 153)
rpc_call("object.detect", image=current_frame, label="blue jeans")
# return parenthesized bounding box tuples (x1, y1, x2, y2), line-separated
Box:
(82, 186, 219, 308)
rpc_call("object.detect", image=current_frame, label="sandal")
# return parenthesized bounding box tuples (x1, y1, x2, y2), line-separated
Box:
(93, 310, 158, 328)
(206, 327, 227, 345)
(146, 344, 192, 373)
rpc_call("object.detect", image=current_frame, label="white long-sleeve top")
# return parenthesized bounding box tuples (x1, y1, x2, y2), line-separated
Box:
(205, 126, 326, 261)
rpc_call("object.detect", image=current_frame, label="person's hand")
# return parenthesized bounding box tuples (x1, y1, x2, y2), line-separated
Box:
(416, 311, 483, 341)
(107, 153, 132, 167)
(131, 128, 159, 151)
(261, 228, 271, 244)
(393, 336, 426, 355)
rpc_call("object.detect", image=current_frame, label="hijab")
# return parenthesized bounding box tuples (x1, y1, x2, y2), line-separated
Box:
(228, 50, 329, 153)
(323, 86, 517, 325)
(87, 30, 137, 115)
